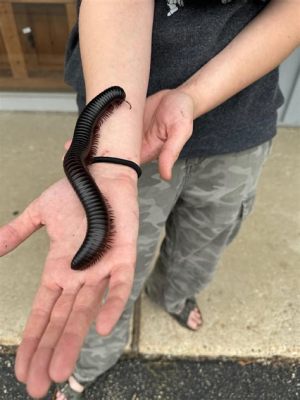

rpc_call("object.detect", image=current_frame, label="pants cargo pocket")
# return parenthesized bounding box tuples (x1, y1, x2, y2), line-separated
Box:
(239, 193, 256, 220)
(226, 194, 256, 245)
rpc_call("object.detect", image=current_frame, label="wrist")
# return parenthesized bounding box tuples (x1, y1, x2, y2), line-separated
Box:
(91, 157, 141, 178)
(92, 98, 142, 164)
(174, 85, 200, 119)
(89, 162, 139, 183)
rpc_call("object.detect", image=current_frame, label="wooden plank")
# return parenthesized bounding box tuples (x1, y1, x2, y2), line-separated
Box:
(65, 2, 76, 32)
(0, 3, 27, 78)
(13, 3, 39, 72)
(0, 77, 71, 90)
(0, 28, 10, 67)
(33, 5, 53, 65)
(0, 0, 76, 90)
(49, 4, 69, 58)
(12, 3, 67, 73)
(0, 1, 74, 4)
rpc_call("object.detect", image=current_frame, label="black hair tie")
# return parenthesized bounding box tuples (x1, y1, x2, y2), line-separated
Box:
(91, 156, 142, 178)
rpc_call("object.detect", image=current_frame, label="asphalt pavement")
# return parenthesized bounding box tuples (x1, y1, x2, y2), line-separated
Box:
(0, 347, 299, 400)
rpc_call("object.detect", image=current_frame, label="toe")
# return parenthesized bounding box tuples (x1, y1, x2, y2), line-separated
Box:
(187, 312, 200, 330)
(187, 317, 199, 330)
(194, 307, 201, 316)
(190, 314, 201, 326)
(187, 309, 202, 330)
(193, 308, 202, 321)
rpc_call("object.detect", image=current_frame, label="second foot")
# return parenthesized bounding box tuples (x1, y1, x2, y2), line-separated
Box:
(54, 376, 85, 400)
(170, 298, 203, 331)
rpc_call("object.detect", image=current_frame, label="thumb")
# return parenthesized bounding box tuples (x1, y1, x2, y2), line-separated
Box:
(61, 139, 72, 161)
(0, 198, 42, 256)
(158, 122, 193, 181)
(64, 139, 72, 151)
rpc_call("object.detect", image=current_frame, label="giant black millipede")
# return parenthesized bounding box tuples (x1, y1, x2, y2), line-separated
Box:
(63, 86, 131, 271)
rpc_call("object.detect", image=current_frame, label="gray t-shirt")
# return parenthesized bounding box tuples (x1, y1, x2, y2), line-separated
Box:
(64, 0, 284, 158)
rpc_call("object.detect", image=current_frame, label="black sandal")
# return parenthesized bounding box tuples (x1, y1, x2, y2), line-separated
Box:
(169, 297, 203, 331)
(144, 285, 202, 331)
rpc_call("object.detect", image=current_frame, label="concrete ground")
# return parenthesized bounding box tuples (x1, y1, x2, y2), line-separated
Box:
(0, 111, 299, 363)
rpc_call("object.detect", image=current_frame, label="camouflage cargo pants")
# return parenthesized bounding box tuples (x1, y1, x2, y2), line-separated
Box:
(73, 139, 272, 384)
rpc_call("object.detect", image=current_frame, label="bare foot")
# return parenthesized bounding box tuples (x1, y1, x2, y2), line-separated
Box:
(175, 302, 203, 331)
(56, 376, 84, 399)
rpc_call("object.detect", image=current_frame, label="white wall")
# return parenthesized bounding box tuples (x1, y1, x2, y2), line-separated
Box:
(278, 47, 300, 126)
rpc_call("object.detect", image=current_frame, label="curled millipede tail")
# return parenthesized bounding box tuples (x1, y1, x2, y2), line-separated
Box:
(63, 86, 128, 271)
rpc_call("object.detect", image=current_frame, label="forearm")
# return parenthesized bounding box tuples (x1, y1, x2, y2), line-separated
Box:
(177, 0, 300, 119)
(79, 0, 154, 163)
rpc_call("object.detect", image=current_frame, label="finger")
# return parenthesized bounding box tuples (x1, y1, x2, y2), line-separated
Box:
(140, 135, 161, 165)
(143, 90, 171, 133)
(96, 264, 134, 336)
(25, 288, 80, 399)
(0, 198, 42, 256)
(15, 283, 61, 384)
(64, 139, 72, 151)
(158, 121, 193, 181)
(143, 94, 160, 133)
(49, 280, 108, 383)
(141, 120, 167, 164)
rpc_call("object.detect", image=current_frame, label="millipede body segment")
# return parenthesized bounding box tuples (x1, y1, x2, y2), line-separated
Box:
(63, 86, 127, 271)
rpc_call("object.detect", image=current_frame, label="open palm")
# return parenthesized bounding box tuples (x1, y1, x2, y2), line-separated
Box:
(0, 165, 138, 398)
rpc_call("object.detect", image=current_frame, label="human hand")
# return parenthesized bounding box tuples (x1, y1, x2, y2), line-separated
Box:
(63, 89, 194, 181)
(0, 165, 138, 398)
(141, 89, 194, 180)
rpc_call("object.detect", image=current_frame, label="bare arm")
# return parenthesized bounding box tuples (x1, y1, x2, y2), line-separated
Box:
(79, 0, 154, 164)
(140, 0, 300, 180)
(1, 2, 155, 397)
(177, 0, 300, 118)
